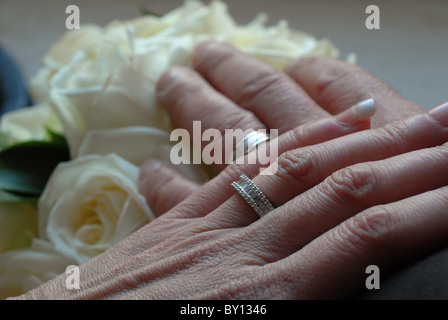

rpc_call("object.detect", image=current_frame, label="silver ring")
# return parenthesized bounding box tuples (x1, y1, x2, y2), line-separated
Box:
(232, 130, 270, 163)
(231, 174, 275, 218)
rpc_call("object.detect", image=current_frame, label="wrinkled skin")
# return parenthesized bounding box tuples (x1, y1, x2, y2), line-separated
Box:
(15, 42, 448, 300)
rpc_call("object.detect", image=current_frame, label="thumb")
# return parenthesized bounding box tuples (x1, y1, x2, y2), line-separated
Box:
(139, 159, 200, 217)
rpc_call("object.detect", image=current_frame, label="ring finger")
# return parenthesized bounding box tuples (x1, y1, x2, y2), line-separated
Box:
(207, 104, 448, 227)
(251, 142, 448, 260)
(157, 41, 331, 169)
(157, 66, 265, 169)
(141, 99, 374, 217)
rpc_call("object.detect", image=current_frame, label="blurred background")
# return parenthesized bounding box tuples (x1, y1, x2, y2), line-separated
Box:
(0, 0, 447, 110)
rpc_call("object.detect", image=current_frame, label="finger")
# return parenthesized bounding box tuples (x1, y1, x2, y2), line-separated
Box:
(193, 41, 329, 132)
(271, 185, 448, 299)
(252, 142, 448, 261)
(157, 66, 265, 169)
(139, 159, 200, 217)
(276, 98, 374, 153)
(211, 103, 448, 227)
(164, 100, 375, 221)
(286, 56, 426, 128)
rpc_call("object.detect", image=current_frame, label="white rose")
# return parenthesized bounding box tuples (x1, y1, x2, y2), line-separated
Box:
(32, 22, 132, 156)
(44, 24, 105, 70)
(29, 25, 103, 102)
(0, 103, 62, 148)
(30, 0, 339, 159)
(38, 153, 155, 264)
(47, 46, 130, 156)
(0, 203, 38, 254)
(0, 238, 76, 299)
(48, 50, 175, 158)
(131, 0, 339, 69)
(87, 55, 172, 132)
(77, 126, 211, 183)
(30, 24, 129, 102)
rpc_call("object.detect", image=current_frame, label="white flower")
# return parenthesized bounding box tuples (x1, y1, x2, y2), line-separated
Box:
(29, 0, 339, 159)
(77, 126, 210, 183)
(30, 24, 129, 102)
(0, 104, 62, 148)
(0, 203, 38, 254)
(130, 0, 339, 68)
(48, 51, 175, 157)
(47, 46, 130, 156)
(1, 0, 344, 296)
(38, 154, 155, 264)
(44, 24, 105, 70)
(0, 238, 76, 299)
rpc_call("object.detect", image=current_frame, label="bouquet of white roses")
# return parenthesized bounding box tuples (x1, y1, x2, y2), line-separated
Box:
(0, 0, 340, 298)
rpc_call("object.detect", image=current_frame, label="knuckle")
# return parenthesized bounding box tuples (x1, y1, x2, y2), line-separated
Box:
(374, 122, 411, 150)
(290, 55, 324, 73)
(325, 164, 377, 206)
(342, 206, 395, 252)
(289, 124, 308, 144)
(222, 112, 263, 134)
(275, 149, 316, 187)
(433, 144, 448, 161)
(238, 68, 287, 109)
(313, 62, 357, 98)
(440, 142, 448, 151)
(288, 122, 325, 147)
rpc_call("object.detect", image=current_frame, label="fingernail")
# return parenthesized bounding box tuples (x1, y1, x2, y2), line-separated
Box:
(357, 98, 376, 120)
(337, 98, 375, 124)
(429, 101, 448, 127)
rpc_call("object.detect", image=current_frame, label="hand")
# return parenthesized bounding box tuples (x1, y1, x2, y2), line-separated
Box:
(15, 99, 448, 299)
(142, 41, 426, 216)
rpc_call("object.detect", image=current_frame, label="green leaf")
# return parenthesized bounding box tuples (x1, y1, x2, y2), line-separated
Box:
(0, 132, 8, 149)
(46, 127, 68, 148)
(0, 141, 70, 196)
(0, 189, 38, 203)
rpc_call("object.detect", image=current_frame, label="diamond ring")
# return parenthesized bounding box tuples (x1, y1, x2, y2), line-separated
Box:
(231, 174, 274, 218)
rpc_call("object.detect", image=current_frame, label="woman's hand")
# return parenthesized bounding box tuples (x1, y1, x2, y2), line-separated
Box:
(159, 41, 424, 134)
(143, 41, 427, 216)
(15, 100, 448, 299)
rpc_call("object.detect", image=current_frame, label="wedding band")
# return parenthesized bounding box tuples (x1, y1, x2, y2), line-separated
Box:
(231, 174, 275, 218)
(232, 130, 270, 162)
